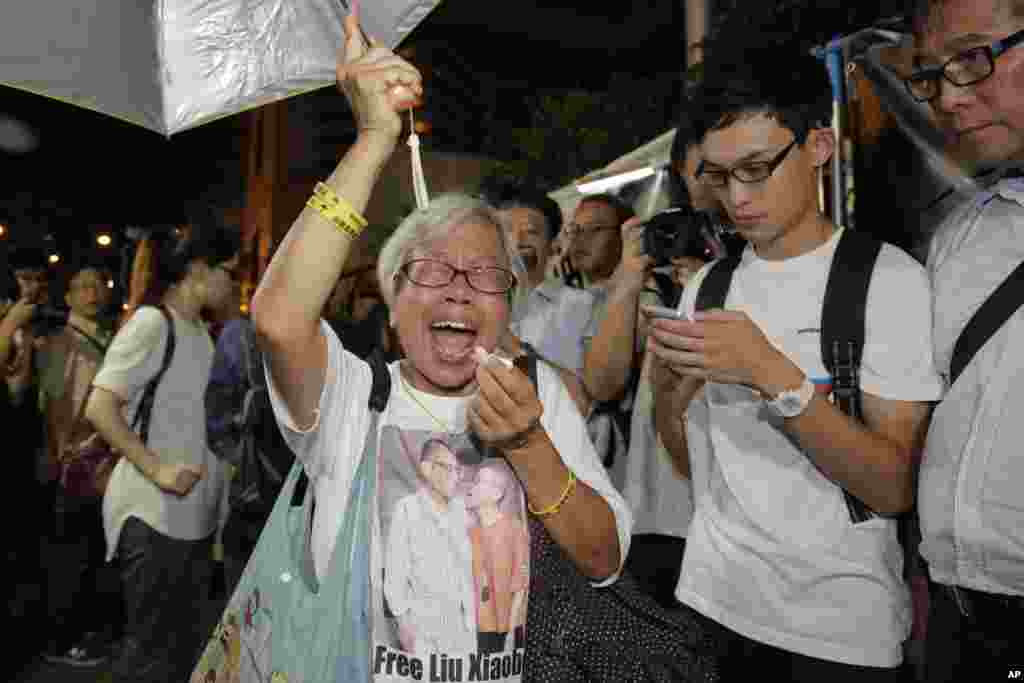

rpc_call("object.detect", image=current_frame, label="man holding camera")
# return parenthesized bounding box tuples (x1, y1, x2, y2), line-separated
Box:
(648, 49, 943, 680)
(618, 113, 727, 607)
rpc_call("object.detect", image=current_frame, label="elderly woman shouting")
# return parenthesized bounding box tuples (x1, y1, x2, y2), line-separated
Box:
(250, 14, 631, 681)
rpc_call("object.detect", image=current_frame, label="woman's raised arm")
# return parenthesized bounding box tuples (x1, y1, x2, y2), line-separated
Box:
(250, 15, 421, 428)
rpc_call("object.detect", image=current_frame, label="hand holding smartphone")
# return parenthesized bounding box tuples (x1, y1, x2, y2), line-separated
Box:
(643, 304, 691, 321)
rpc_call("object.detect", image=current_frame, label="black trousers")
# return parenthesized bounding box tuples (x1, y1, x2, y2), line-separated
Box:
(700, 612, 913, 683)
(624, 534, 686, 609)
(111, 516, 214, 683)
(43, 489, 114, 649)
(924, 581, 1024, 683)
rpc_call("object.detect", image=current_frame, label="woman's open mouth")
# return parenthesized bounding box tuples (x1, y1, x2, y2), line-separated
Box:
(430, 319, 478, 362)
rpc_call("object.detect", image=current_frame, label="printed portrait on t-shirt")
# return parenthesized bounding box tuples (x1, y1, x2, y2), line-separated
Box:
(377, 426, 529, 682)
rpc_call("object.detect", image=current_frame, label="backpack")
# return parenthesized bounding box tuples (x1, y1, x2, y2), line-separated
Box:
(694, 228, 882, 523)
(225, 321, 294, 527)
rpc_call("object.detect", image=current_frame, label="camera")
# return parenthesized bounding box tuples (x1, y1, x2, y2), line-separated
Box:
(29, 304, 70, 335)
(640, 206, 731, 267)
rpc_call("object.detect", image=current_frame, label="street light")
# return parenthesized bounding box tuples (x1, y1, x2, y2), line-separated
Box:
(48, 253, 60, 265)
(96, 233, 112, 247)
(0, 223, 6, 238)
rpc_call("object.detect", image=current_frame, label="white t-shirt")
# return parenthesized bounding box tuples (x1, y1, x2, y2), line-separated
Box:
(675, 229, 944, 667)
(622, 353, 693, 539)
(267, 321, 631, 683)
(94, 305, 227, 560)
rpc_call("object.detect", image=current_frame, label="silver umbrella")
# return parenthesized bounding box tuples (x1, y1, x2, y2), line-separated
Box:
(0, 0, 441, 136)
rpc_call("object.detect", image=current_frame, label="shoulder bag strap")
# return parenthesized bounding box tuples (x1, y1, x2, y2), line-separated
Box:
(950, 259, 1024, 386)
(291, 345, 392, 508)
(67, 323, 110, 356)
(130, 305, 177, 444)
(694, 253, 742, 312)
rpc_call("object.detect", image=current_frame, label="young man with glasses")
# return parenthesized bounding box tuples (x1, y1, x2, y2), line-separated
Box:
(647, 48, 943, 681)
(906, 1, 1024, 680)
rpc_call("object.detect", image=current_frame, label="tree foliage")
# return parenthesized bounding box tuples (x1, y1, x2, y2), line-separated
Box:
(709, 1, 896, 54)
(480, 71, 680, 191)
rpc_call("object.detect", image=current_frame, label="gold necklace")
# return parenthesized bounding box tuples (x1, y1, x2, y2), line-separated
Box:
(399, 366, 460, 434)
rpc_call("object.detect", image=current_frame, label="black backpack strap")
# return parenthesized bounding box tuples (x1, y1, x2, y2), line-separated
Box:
(131, 305, 177, 444)
(950, 259, 1024, 386)
(820, 230, 882, 523)
(695, 253, 742, 312)
(292, 347, 391, 507)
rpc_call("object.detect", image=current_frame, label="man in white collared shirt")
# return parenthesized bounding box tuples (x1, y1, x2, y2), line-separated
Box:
(908, 1, 1024, 680)
(494, 184, 598, 375)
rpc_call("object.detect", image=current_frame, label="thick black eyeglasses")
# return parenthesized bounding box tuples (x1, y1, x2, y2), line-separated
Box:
(905, 27, 1024, 102)
(696, 139, 798, 189)
(399, 259, 517, 295)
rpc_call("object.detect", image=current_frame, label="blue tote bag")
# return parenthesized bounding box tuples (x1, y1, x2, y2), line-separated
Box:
(192, 351, 390, 683)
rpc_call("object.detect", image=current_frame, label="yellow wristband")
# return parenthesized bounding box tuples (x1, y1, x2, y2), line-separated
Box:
(306, 182, 368, 239)
(528, 470, 577, 518)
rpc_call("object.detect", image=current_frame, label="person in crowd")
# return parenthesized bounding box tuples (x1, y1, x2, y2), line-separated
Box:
(621, 111, 724, 608)
(3, 247, 50, 668)
(907, 1, 1024, 679)
(205, 310, 295, 599)
(37, 260, 117, 667)
(577, 189, 676, 478)
(5, 247, 49, 404)
(493, 182, 599, 377)
(648, 47, 944, 680)
(86, 225, 239, 682)
(0, 296, 36, 372)
(567, 194, 631, 291)
(250, 14, 630, 679)
(0, 271, 42, 677)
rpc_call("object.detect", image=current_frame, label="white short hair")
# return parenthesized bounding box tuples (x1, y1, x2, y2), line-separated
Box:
(377, 193, 526, 309)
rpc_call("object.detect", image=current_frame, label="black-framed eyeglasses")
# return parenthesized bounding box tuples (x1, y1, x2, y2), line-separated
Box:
(398, 259, 517, 295)
(905, 27, 1024, 102)
(696, 139, 799, 189)
(217, 264, 241, 282)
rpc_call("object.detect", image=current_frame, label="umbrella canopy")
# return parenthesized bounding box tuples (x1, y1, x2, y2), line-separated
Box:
(0, 0, 441, 136)
(550, 127, 677, 219)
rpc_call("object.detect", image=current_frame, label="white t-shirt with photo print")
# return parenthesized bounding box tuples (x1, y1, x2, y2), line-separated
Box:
(674, 228, 944, 667)
(266, 321, 632, 682)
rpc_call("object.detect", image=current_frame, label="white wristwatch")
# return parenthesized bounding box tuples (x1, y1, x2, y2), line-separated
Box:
(765, 377, 815, 418)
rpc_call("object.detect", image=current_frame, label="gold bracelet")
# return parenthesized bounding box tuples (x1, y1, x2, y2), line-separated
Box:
(529, 470, 577, 518)
(306, 182, 368, 239)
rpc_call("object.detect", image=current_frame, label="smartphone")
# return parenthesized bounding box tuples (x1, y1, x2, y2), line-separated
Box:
(644, 304, 690, 321)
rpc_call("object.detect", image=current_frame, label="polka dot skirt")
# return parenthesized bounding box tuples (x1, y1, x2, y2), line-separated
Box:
(522, 517, 722, 682)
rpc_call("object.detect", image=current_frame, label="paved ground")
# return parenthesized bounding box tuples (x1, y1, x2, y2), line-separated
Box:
(9, 578, 227, 683)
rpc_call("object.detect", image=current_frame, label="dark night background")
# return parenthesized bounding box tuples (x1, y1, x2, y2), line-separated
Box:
(1, 0, 917, 282)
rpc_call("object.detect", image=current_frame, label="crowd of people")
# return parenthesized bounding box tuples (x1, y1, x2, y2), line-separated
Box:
(2, 0, 1023, 680)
